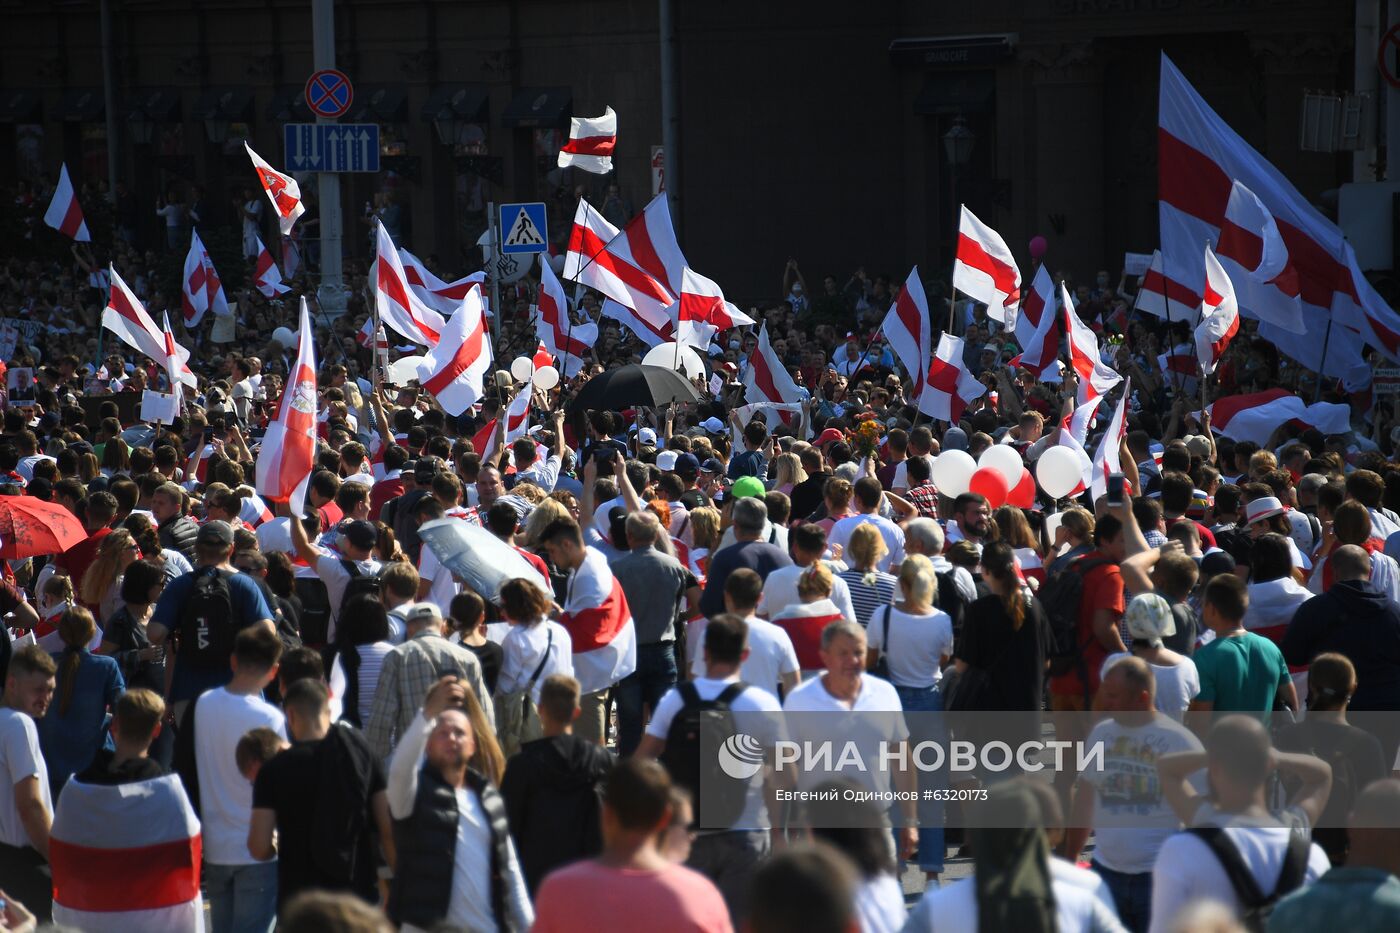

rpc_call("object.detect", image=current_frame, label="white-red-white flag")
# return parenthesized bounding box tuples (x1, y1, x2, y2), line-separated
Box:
(375, 220, 446, 347)
(672, 267, 753, 350)
(953, 205, 1021, 322)
(1136, 249, 1198, 323)
(1054, 399, 1098, 499)
(1063, 283, 1122, 405)
(603, 193, 687, 298)
(416, 286, 492, 416)
(1090, 380, 1131, 504)
(252, 236, 291, 298)
(1011, 263, 1054, 350)
(159, 311, 183, 405)
(1206, 388, 1350, 447)
(255, 299, 318, 515)
(180, 230, 229, 328)
(244, 142, 304, 235)
(1215, 179, 1304, 335)
(399, 247, 487, 317)
(472, 380, 532, 463)
(103, 266, 196, 388)
(1194, 244, 1240, 376)
(919, 333, 985, 423)
(44, 163, 90, 242)
(563, 199, 674, 325)
(600, 297, 674, 348)
(557, 106, 618, 175)
(537, 256, 597, 377)
(1013, 265, 1061, 381)
(742, 321, 804, 406)
(560, 547, 636, 693)
(239, 490, 276, 528)
(880, 267, 932, 400)
(1063, 395, 1103, 448)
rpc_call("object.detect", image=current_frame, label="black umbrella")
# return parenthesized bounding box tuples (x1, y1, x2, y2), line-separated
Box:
(567, 363, 701, 412)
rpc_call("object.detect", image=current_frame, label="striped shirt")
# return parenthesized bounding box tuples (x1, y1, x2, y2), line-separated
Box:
(837, 568, 898, 627)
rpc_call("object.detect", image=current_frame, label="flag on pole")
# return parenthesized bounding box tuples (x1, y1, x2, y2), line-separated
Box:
(244, 142, 305, 235)
(375, 220, 446, 346)
(1012, 266, 1061, 381)
(1063, 283, 1122, 405)
(1090, 380, 1131, 504)
(399, 247, 487, 317)
(953, 205, 1021, 322)
(563, 199, 674, 323)
(602, 193, 688, 298)
(536, 256, 597, 377)
(255, 299, 318, 516)
(1215, 179, 1304, 334)
(557, 106, 618, 174)
(1195, 245, 1240, 376)
(415, 286, 492, 416)
(1136, 249, 1199, 323)
(104, 267, 196, 388)
(472, 380, 532, 463)
(252, 236, 291, 298)
(44, 163, 90, 241)
(1012, 263, 1055, 352)
(159, 311, 183, 405)
(180, 230, 229, 328)
(742, 321, 804, 406)
(599, 297, 674, 348)
(879, 267, 932, 400)
(672, 268, 753, 350)
(1055, 397, 1100, 498)
(919, 333, 985, 423)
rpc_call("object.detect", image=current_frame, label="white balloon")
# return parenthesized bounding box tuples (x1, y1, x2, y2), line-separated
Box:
(978, 444, 1025, 488)
(1036, 446, 1088, 499)
(930, 450, 977, 497)
(532, 365, 559, 390)
(510, 356, 534, 382)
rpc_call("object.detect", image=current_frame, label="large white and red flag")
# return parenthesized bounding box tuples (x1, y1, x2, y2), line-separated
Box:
(472, 380, 532, 463)
(44, 163, 90, 242)
(244, 142, 304, 235)
(375, 220, 446, 347)
(1194, 245, 1240, 376)
(919, 333, 985, 423)
(557, 106, 618, 174)
(255, 299, 318, 516)
(399, 247, 488, 317)
(1054, 396, 1102, 498)
(600, 297, 674, 348)
(252, 236, 291, 298)
(881, 267, 932, 401)
(563, 199, 674, 323)
(1136, 249, 1198, 322)
(953, 205, 1021, 322)
(1012, 266, 1061, 381)
(180, 230, 229, 328)
(602, 193, 687, 298)
(1205, 388, 1351, 447)
(416, 286, 492, 416)
(159, 311, 183, 404)
(743, 321, 804, 406)
(536, 256, 597, 377)
(104, 267, 196, 388)
(672, 267, 754, 350)
(1011, 263, 1054, 350)
(50, 773, 204, 933)
(239, 489, 276, 528)
(1158, 54, 1400, 360)
(1063, 283, 1122, 405)
(1090, 379, 1131, 504)
(1216, 179, 1304, 334)
(560, 546, 637, 694)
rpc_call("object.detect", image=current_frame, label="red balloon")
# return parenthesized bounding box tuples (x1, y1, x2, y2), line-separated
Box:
(969, 466, 1010, 509)
(1007, 467, 1036, 509)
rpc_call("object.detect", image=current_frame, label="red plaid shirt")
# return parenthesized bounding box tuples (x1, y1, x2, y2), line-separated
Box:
(906, 483, 940, 519)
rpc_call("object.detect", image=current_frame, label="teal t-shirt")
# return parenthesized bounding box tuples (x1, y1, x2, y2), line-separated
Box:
(1192, 631, 1289, 722)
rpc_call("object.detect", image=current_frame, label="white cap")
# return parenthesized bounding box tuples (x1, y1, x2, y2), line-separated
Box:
(638, 427, 658, 446)
(656, 450, 679, 471)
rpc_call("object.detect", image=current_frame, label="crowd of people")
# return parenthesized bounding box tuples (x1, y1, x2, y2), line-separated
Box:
(4, 170, 1400, 933)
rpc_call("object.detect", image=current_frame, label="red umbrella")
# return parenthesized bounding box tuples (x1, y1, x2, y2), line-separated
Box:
(0, 496, 87, 559)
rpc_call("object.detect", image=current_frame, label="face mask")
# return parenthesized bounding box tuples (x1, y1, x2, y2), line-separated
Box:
(729, 339, 741, 350)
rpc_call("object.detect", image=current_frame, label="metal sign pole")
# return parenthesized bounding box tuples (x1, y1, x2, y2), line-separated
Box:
(488, 201, 503, 356)
(312, 0, 345, 317)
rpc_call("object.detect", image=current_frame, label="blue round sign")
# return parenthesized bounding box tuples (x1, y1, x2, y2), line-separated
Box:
(304, 69, 353, 119)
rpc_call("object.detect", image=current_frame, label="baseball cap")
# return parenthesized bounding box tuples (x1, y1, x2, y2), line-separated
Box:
(656, 450, 679, 471)
(197, 520, 235, 547)
(700, 416, 725, 434)
(700, 457, 724, 475)
(401, 602, 443, 627)
(675, 453, 700, 475)
(415, 456, 444, 482)
(732, 476, 766, 499)
(637, 427, 658, 447)
(816, 428, 845, 447)
(943, 427, 969, 452)
(1122, 593, 1176, 648)
(1183, 434, 1213, 459)
(1200, 549, 1237, 579)
(341, 519, 378, 551)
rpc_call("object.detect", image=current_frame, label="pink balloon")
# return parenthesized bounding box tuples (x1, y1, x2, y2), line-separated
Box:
(1029, 235, 1048, 261)
(969, 467, 1010, 509)
(1007, 467, 1036, 509)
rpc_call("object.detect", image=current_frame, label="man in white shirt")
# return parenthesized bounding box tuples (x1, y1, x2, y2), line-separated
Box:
(890, 426, 937, 494)
(638, 613, 784, 925)
(758, 523, 855, 621)
(291, 515, 383, 643)
(510, 410, 566, 492)
(828, 477, 905, 573)
(14, 431, 53, 484)
(904, 518, 978, 606)
(194, 626, 286, 933)
(688, 569, 799, 701)
(0, 645, 56, 920)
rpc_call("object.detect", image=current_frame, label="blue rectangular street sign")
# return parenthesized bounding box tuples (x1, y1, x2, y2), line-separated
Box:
(499, 202, 549, 254)
(283, 123, 381, 173)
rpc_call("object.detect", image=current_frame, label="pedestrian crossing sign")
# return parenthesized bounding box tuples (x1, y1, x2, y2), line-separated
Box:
(500, 202, 549, 254)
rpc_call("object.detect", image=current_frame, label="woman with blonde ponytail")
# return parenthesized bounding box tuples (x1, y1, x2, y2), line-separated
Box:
(36, 606, 125, 796)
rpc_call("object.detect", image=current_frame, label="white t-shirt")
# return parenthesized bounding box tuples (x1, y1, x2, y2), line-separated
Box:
(758, 563, 856, 623)
(828, 514, 905, 574)
(866, 605, 954, 688)
(1079, 714, 1203, 874)
(496, 620, 574, 704)
(688, 615, 798, 701)
(891, 455, 934, 492)
(16, 454, 54, 483)
(0, 708, 51, 849)
(314, 554, 383, 640)
(783, 673, 907, 795)
(1149, 814, 1329, 933)
(902, 870, 1126, 933)
(854, 873, 906, 933)
(194, 687, 286, 865)
(1100, 653, 1200, 721)
(646, 676, 784, 830)
(417, 546, 461, 617)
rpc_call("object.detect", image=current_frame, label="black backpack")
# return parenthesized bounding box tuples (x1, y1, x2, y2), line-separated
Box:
(659, 681, 752, 830)
(295, 577, 333, 647)
(178, 567, 237, 668)
(935, 570, 968, 639)
(340, 560, 382, 608)
(1038, 556, 1112, 678)
(1188, 826, 1310, 933)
